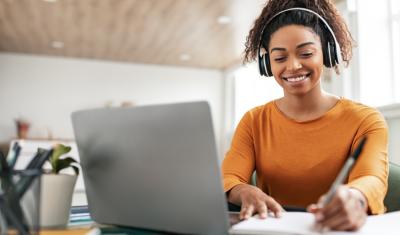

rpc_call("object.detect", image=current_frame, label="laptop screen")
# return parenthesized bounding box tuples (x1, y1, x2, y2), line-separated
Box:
(71, 101, 230, 234)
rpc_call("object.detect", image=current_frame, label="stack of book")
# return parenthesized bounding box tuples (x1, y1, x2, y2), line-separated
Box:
(69, 205, 93, 227)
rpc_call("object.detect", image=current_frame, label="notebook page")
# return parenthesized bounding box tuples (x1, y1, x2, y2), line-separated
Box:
(328, 211, 400, 235)
(230, 212, 320, 235)
(231, 211, 400, 235)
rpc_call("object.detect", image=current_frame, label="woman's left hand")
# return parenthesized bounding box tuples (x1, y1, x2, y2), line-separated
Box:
(307, 185, 368, 231)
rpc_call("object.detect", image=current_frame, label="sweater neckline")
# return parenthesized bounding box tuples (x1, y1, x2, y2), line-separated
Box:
(272, 97, 345, 124)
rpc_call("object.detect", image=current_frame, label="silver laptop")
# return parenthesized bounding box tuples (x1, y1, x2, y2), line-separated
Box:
(71, 101, 231, 234)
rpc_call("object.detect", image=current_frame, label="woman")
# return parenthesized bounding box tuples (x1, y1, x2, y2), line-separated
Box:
(222, 0, 388, 231)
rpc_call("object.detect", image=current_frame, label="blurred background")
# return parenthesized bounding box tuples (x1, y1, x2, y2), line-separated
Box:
(0, 0, 399, 203)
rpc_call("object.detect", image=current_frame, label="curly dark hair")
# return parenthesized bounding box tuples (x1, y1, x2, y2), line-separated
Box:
(244, 0, 354, 68)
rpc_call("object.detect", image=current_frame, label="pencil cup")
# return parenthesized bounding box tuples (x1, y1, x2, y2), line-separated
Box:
(0, 169, 41, 235)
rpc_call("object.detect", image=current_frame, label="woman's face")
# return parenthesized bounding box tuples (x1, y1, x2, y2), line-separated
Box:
(268, 25, 324, 96)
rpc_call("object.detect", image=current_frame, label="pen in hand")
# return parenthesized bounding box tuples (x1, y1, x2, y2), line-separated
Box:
(321, 136, 367, 206)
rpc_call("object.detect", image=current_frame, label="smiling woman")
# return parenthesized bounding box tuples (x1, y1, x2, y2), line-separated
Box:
(222, 0, 389, 232)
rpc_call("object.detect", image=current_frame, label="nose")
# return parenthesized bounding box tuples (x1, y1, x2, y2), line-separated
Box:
(286, 56, 302, 71)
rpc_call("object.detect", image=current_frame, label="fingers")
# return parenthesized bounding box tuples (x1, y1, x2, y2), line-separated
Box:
(311, 186, 367, 231)
(238, 185, 284, 220)
(319, 197, 366, 230)
(264, 196, 284, 218)
(335, 209, 366, 231)
(240, 204, 255, 220)
(317, 189, 347, 223)
(240, 199, 276, 220)
(319, 208, 365, 231)
(256, 202, 268, 219)
(307, 203, 319, 213)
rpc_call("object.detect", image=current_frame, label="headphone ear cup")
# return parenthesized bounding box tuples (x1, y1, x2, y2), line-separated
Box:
(330, 41, 339, 66)
(265, 53, 273, 77)
(323, 40, 337, 68)
(322, 44, 329, 68)
(258, 54, 267, 76)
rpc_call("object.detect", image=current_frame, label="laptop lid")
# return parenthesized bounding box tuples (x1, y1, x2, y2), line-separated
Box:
(71, 101, 230, 235)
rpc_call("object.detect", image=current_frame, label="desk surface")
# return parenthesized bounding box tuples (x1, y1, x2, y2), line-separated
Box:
(40, 226, 177, 235)
(41, 228, 90, 235)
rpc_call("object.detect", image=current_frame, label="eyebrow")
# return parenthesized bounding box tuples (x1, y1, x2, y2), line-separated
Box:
(270, 42, 316, 53)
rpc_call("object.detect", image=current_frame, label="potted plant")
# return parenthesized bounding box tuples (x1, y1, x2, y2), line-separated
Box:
(14, 118, 30, 139)
(40, 144, 79, 228)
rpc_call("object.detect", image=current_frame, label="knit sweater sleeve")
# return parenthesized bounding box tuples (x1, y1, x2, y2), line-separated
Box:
(222, 111, 256, 193)
(346, 110, 388, 214)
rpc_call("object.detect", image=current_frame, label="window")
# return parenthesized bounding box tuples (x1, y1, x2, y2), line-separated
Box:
(355, 0, 393, 106)
(391, 0, 400, 102)
(347, 0, 400, 106)
(233, 63, 283, 125)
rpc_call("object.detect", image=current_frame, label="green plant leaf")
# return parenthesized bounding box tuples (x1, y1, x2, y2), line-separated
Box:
(54, 157, 80, 175)
(43, 144, 80, 175)
(50, 144, 72, 172)
(71, 165, 80, 175)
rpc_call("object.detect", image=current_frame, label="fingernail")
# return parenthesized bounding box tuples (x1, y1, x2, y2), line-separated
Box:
(276, 211, 282, 218)
(260, 212, 266, 219)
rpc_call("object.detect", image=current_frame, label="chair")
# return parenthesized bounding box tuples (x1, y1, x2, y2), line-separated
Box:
(384, 162, 400, 212)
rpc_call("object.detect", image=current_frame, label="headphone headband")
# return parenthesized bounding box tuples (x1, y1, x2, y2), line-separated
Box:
(257, 7, 342, 77)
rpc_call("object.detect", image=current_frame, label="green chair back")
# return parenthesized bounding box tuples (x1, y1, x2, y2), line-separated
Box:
(384, 162, 400, 212)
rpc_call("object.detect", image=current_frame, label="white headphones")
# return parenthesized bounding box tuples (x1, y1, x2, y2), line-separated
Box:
(257, 7, 342, 77)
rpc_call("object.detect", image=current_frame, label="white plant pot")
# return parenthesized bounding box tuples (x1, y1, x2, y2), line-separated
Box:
(40, 174, 77, 228)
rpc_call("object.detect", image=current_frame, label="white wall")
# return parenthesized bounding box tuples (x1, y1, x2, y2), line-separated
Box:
(0, 53, 225, 158)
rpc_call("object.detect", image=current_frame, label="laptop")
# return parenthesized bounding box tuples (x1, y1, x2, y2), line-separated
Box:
(71, 101, 233, 235)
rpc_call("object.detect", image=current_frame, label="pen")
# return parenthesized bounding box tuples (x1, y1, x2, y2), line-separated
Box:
(25, 148, 50, 170)
(16, 148, 53, 198)
(0, 151, 10, 172)
(0, 196, 29, 235)
(7, 142, 21, 169)
(321, 136, 367, 206)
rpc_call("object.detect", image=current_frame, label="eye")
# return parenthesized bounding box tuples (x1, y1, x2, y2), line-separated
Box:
(273, 57, 286, 62)
(300, 52, 313, 58)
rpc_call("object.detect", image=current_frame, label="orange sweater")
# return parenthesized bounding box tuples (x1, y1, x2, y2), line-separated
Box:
(222, 98, 388, 214)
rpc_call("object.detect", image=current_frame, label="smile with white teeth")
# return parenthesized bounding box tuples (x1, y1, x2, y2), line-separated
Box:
(283, 74, 309, 83)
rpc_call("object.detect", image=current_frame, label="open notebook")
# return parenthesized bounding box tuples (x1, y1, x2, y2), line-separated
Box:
(230, 211, 399, 235)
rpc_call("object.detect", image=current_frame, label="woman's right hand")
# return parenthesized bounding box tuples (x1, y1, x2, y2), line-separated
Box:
(228, 184, 284, 220)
